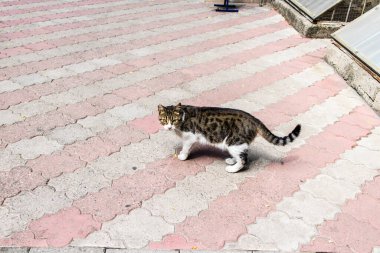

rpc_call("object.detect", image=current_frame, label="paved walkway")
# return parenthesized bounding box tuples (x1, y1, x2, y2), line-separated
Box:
(1, 0, 380, 252)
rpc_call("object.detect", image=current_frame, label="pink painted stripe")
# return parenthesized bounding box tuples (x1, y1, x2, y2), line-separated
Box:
(0, 0, 173, 28)
(0, 37, 315, 206)
(301, 177, 380, 253)
(149, 105, 379, 250)
(0, 8, 267, 81)
(0, 26, 297, 149)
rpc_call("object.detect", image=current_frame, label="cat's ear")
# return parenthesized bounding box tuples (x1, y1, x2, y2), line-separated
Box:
(175, 103, 182, 108)
(158, 104, 165, 112)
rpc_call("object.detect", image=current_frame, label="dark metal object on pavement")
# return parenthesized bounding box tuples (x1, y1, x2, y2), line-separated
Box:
(215, 0, 239, 12)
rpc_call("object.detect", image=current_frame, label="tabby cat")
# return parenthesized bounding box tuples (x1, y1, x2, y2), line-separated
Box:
(158, 103, 301, 173)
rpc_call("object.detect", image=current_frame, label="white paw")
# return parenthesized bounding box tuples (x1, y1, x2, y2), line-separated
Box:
(225, 158, 236, 165)
(225, 164, 243, 173)
(178, 152, 188, 161)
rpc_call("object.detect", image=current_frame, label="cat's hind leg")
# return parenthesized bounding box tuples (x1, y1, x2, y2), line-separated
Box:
(178, 133, 197, 161)
(225, 143, 248, 173)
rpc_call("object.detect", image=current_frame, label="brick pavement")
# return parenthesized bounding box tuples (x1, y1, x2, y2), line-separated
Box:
(1, 0, 380, 252)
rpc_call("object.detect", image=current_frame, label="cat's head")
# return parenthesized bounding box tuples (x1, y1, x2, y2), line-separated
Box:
(158, 103, 183, 130)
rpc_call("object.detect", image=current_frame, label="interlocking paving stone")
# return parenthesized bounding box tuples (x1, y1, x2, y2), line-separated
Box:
(0, 80, 23, 93)
(0, 110, 23, 126)
(0, 151, 26, 172)
(321, 159, 378, 186)
(11, 73, 51, 87)
(277, 191, 340, 225)
(7, 136, 63, 160)
(47, 124, 94, 145)
(1, 0, 380, 251)
(247, 212, 316, 252)
(300, 174, 361, 205)
(11, 100, 57, 118)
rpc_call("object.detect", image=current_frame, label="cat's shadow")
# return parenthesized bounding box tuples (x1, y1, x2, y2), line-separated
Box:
(177, 144, 285, 171)
(186, 145, 229, 160)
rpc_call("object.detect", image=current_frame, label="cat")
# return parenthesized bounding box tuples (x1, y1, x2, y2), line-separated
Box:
(158, 103, 301, 173)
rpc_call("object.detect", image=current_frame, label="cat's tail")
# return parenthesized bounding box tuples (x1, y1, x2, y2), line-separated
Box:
(258, 123, 301, 146)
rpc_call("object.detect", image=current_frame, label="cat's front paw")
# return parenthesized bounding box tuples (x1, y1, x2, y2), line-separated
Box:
(178, 152, 188, 161)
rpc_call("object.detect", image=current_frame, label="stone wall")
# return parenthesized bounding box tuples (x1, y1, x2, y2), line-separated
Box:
(325, 44, 380, 113)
